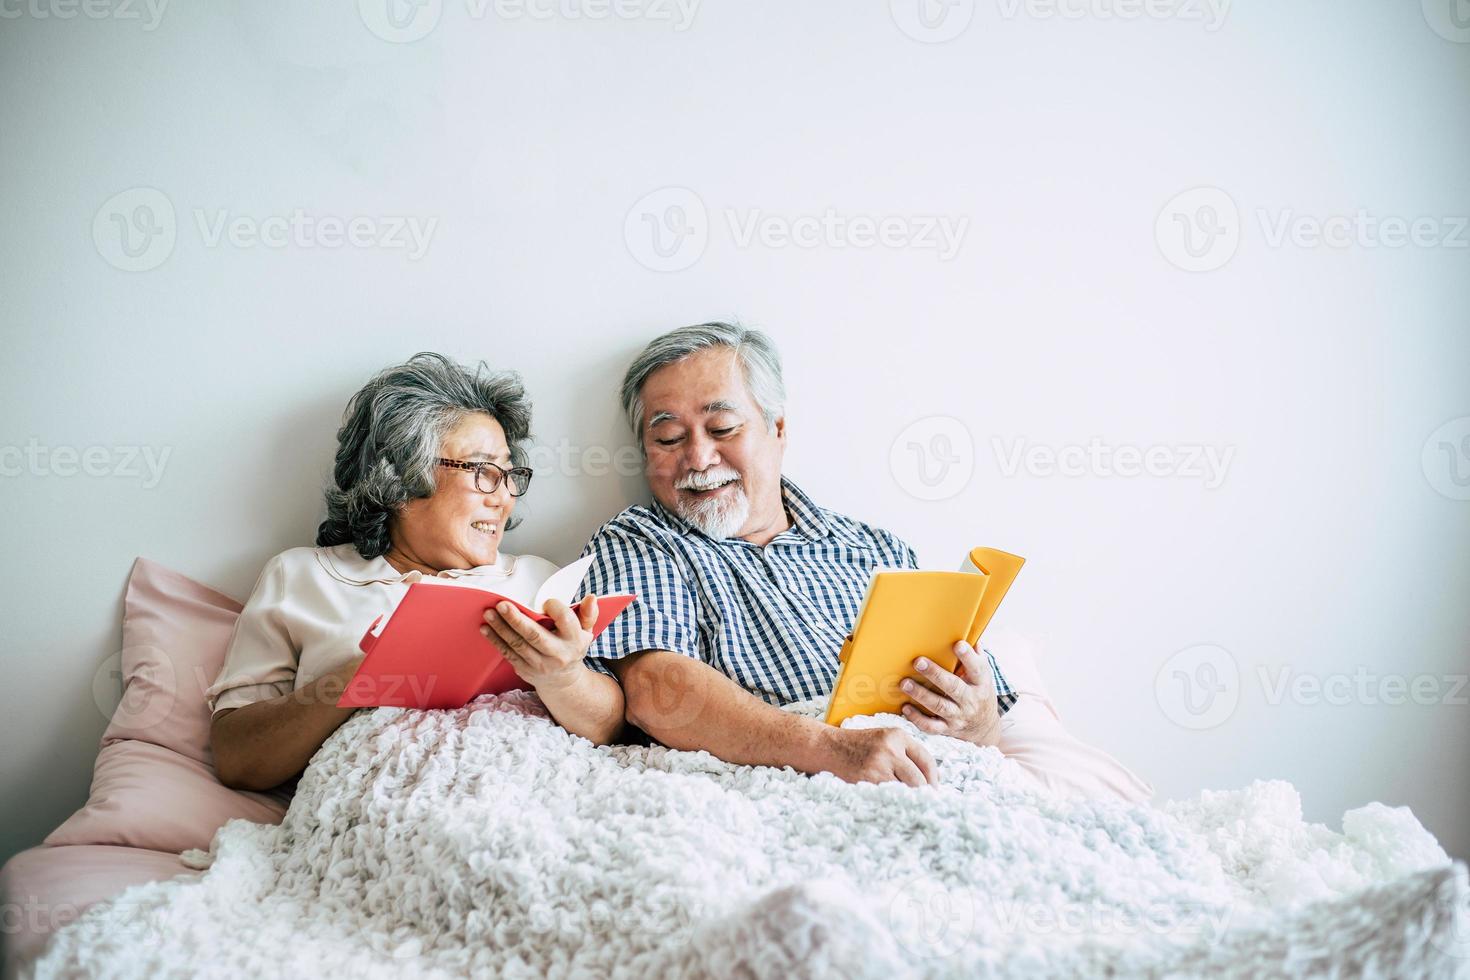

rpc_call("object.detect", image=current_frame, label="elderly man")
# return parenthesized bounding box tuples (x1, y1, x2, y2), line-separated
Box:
(576, 322, 1018, 787)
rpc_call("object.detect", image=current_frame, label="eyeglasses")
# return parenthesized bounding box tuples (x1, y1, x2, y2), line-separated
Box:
(437, 458, 534, 497)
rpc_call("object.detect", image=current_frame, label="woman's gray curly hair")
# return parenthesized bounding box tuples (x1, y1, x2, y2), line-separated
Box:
(316, 352, 533, 559)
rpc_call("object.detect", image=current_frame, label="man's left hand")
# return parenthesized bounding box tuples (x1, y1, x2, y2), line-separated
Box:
(899, 641, 1002, 747)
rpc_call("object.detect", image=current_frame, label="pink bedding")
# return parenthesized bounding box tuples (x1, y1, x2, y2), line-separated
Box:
(0, 844, 200, 979)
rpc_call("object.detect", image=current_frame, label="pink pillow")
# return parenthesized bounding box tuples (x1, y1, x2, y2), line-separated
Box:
(47, 558, 288, 852)
(997, 697, 1155, 804)
(45, 741, 286, 853)
(98, 558, 243, 765)
(987, 631, 1154, 803)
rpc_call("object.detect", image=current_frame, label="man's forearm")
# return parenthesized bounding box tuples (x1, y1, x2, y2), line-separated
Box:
(616, 650, 834, 773)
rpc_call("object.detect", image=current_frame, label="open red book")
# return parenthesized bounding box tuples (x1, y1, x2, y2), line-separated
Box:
(337, 556, 635, 709)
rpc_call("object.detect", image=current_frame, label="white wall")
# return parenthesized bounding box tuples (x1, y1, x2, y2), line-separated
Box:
(1, 0, 1466, 867)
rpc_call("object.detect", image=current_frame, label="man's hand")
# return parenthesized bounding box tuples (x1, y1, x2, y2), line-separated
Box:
(482, 595, 600, 693)
(899, 641, 1002, 747)
(816, 726, 938, 787)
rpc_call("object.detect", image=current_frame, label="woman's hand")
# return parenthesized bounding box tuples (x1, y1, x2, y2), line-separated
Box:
(481, 595, 600, 692)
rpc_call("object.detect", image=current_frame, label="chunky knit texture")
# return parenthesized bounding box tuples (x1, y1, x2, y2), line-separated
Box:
(32, 693, 1469, 978)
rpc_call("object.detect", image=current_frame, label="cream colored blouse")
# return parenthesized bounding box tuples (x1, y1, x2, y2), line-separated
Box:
(205, 544, 560, 717)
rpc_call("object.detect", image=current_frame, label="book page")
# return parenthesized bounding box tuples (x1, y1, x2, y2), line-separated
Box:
(532, 555, 595, 613)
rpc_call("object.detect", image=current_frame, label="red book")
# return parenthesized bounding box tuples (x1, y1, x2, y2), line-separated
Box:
(337, 557, 634, 709)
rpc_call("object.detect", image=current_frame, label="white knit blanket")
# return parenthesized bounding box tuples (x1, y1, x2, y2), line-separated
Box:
(32, 694, 1470, 978)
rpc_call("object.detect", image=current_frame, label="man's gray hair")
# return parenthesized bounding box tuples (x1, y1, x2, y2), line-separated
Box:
(620, 321, 786, 448)
(317, 352, 533, 559)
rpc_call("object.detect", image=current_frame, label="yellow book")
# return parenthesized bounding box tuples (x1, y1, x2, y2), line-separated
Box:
(823, 547, 1025, 727)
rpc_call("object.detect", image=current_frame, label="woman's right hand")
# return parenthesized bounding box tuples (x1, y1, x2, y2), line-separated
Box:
(481, 595, 600, 693)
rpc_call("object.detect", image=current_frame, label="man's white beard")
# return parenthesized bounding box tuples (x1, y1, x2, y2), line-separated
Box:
(675, 483, 751, 539)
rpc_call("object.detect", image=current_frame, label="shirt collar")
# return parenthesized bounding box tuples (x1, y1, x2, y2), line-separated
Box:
(315, 544, 519, 587)
(649, 476, 834, 544)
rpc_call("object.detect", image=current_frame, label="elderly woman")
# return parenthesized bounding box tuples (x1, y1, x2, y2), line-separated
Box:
(208, 353, 624, 792)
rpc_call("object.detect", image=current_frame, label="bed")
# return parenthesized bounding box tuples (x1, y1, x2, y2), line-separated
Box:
(4, 559, 1465, 979)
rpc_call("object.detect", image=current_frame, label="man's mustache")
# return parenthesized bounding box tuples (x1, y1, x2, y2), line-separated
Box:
(675, 467, 742, 491)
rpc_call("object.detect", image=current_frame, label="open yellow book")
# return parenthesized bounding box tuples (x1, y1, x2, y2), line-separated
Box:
(823, 547, 1025, 727)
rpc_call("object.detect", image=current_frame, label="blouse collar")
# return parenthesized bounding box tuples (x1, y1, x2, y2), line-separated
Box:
(315, 543, 519, 587)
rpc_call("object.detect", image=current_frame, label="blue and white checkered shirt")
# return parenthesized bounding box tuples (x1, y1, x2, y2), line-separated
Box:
(577, 477, 1016, 713)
